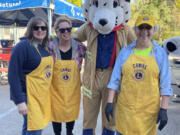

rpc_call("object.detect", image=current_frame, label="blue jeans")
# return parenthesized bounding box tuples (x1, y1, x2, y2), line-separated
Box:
(22, 115, 42, 135)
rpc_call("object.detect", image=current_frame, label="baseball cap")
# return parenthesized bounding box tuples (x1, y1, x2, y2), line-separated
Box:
(135, 15, 156, 27)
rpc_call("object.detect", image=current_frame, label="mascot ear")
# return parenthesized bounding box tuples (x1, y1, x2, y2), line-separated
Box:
(125, 0, 130, 2)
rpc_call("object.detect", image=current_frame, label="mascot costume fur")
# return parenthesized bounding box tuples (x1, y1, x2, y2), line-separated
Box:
(73, 0, 136, 134)
(163, 36, 180, 87)
(163, 36, 180, 56)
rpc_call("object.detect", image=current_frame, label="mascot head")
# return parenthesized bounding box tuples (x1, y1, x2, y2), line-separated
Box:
(83, 0, 131, 34)
(163, 36, 180, 56)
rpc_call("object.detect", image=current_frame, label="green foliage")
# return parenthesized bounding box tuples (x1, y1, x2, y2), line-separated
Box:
(129, 0, 180, 41)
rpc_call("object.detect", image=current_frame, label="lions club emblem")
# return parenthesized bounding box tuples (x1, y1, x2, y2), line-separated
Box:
(44, 65, 52, 79)
(45, 72, 51, 79)
(61, 73, 70, 81)
(133, 70, 145, 81)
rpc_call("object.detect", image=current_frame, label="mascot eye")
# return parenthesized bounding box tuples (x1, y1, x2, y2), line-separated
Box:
(95, 1, 98, 7)
(93, 0, 98, 7)
(113, 1, 118, 8)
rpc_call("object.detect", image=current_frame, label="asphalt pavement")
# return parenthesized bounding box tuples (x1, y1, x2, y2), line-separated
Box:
(0, 85, 102, 135)
(0, 83, 180, 135)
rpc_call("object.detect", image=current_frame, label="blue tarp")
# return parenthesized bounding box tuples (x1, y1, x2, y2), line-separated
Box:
(0, 0, 50, 26)
(0, 0, 84, 27)
(54, 0, 84, 21)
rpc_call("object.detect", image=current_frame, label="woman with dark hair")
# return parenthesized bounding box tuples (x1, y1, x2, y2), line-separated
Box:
(8, 17, 53, 135)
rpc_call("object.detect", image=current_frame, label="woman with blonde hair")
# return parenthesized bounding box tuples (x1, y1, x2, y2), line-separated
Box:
(50, 16, 86, 135)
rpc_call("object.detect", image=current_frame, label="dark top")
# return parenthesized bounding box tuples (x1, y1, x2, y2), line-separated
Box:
(8, 39, 50, 104)
(60, 47, 72, 60)
(96, 32, 115, 69)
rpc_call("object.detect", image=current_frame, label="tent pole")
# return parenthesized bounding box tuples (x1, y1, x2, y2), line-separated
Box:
(48, 0, 55, 38)
(48, 8, 52, 38)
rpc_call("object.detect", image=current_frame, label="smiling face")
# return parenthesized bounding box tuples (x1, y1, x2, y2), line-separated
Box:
(32, 21, 47, 43)
(135, 24, 154, 44)
(56, 21, 72, 41)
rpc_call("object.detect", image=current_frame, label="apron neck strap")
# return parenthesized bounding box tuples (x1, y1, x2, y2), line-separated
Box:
(35, 47, 42, 57)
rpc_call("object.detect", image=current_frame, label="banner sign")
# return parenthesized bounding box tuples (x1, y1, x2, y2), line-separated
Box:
(0, 0, 50, 11)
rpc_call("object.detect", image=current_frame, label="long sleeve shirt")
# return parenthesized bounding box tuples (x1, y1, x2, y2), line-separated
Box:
(96, 32, 115, 68)
(107, 40, 173, 96)
(52, 37, 86, 70)
(8, 39, 50, 104)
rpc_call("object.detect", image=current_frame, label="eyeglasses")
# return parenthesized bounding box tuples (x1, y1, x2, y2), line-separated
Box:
(138, 25, 152, 30)
(58, 27, 72, 33)
(33, 26, 47, 31)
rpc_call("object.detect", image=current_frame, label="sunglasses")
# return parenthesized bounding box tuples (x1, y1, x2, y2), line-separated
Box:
(33, 26, 47, 31)
(138, 25, 152, 30)
(58, 27, 72, 33)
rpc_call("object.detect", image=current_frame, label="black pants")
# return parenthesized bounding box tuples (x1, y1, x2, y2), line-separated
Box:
(52, 121, 75, 135)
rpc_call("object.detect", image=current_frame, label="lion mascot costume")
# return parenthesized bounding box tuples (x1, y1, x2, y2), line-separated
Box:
(72, 0, 136, 134)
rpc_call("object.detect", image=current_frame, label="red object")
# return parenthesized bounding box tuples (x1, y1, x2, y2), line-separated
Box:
(89, 22, 123, 32)
(0, 47, 13, 54)
(0, 47, 12, 61)
(109, 32, 118, 67)
(0, 53, 11, 61)
(0, 47, 12, 74)
(0, 68, 8, 72)
(112, 24, 123, 31)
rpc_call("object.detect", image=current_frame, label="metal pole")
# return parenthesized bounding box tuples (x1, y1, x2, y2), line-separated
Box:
(48, 0, 55, 38)
(48, 8, 52, 38)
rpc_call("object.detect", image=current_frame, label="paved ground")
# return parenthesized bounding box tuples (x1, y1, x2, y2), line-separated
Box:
(0, 85, 102, 135)
(0, 72, 180, 135)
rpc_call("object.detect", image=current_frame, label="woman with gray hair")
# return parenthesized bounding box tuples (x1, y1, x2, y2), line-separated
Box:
(50, 16, 86, 135)
(8, 17, 53, 135)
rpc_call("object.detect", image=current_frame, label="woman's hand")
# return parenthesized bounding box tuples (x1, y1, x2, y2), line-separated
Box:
(157, 108, 168, 130)
(17, 102, 27, 115)
(157, 95, 170, 130)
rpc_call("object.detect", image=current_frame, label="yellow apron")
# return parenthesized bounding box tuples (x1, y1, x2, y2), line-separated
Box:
(116, 49, 160, 135)
(26, 48, 53, 130)
(51, 60, 81, 122)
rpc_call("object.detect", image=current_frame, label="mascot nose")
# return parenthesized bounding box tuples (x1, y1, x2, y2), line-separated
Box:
(99, 19, 108, 26)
